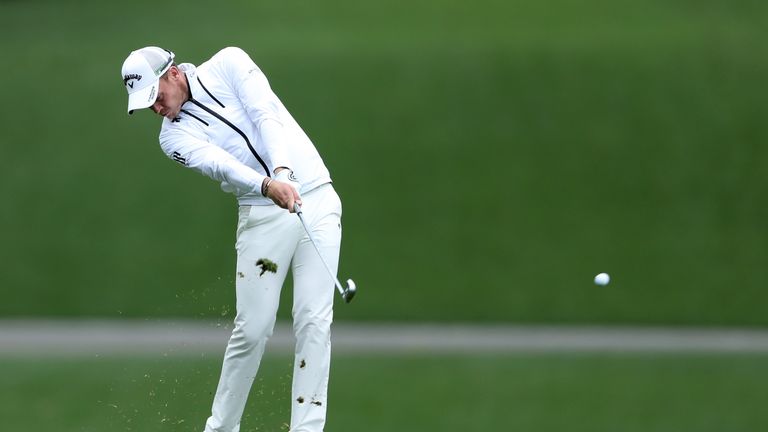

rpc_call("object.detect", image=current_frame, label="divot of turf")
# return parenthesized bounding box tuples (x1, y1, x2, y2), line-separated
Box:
(256, 259, 278, 276)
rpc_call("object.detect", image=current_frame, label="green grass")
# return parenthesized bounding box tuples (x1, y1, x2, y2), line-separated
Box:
(1, 0, 767, 324)
(1, 353, 767, 431)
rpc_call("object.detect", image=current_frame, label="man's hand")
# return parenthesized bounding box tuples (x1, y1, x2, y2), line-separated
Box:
(263, 168, 302, 212)
(265, 180, 302, 212)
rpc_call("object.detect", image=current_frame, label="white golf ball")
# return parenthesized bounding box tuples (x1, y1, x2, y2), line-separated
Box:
(594, 273, 610, 286)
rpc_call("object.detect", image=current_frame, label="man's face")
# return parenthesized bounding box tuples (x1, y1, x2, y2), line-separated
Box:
(151, 67, 185, 119)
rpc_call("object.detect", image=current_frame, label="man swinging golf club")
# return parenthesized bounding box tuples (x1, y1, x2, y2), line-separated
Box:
(121, 46, 351, 432)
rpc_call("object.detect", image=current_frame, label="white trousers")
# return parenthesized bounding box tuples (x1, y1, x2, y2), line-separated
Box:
(204, 184, 342, 432)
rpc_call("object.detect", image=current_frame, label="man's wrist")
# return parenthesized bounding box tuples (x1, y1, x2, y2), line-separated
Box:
(261, 177, 273, 197)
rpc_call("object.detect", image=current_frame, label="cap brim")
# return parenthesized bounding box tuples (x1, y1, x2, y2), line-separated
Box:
(126, 81, 159, 114)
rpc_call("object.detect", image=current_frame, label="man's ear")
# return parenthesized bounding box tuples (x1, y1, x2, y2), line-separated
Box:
(167, 65, 180, 81)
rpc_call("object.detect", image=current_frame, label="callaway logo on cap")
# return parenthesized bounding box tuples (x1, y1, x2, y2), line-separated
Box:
(121, 46, 175, 114)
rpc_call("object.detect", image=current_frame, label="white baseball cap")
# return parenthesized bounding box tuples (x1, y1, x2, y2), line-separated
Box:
(121, 47, 175, 114)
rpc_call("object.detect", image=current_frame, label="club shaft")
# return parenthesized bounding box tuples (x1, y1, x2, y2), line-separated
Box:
(295, 208, 346, 296)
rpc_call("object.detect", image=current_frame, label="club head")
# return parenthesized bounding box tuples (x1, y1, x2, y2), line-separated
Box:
(343, 279, 356, 303)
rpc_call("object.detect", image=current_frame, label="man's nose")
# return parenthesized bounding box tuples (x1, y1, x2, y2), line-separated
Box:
(151, 102, 162, 114)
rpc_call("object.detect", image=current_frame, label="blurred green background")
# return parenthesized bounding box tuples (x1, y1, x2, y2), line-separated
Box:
(1, 0, 767, 324)
(2, 0, 768, 431)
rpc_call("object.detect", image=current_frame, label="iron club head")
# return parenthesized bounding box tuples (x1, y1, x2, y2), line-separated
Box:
(343, 279, 356, 303)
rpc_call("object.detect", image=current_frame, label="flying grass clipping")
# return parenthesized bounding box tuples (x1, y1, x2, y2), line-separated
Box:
(256, 258, 278, 276)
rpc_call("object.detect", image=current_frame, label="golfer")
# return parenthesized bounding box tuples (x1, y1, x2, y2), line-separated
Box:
(121, 46, 342, 432)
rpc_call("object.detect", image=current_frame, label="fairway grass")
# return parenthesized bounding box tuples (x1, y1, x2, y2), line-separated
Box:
(1, 353, 766, 431)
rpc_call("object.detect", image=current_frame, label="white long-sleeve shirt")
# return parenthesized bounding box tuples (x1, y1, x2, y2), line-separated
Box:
(159, 47, 332, 205)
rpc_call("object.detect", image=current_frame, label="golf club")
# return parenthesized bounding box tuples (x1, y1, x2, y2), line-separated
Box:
(294, 203, 356, 303)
